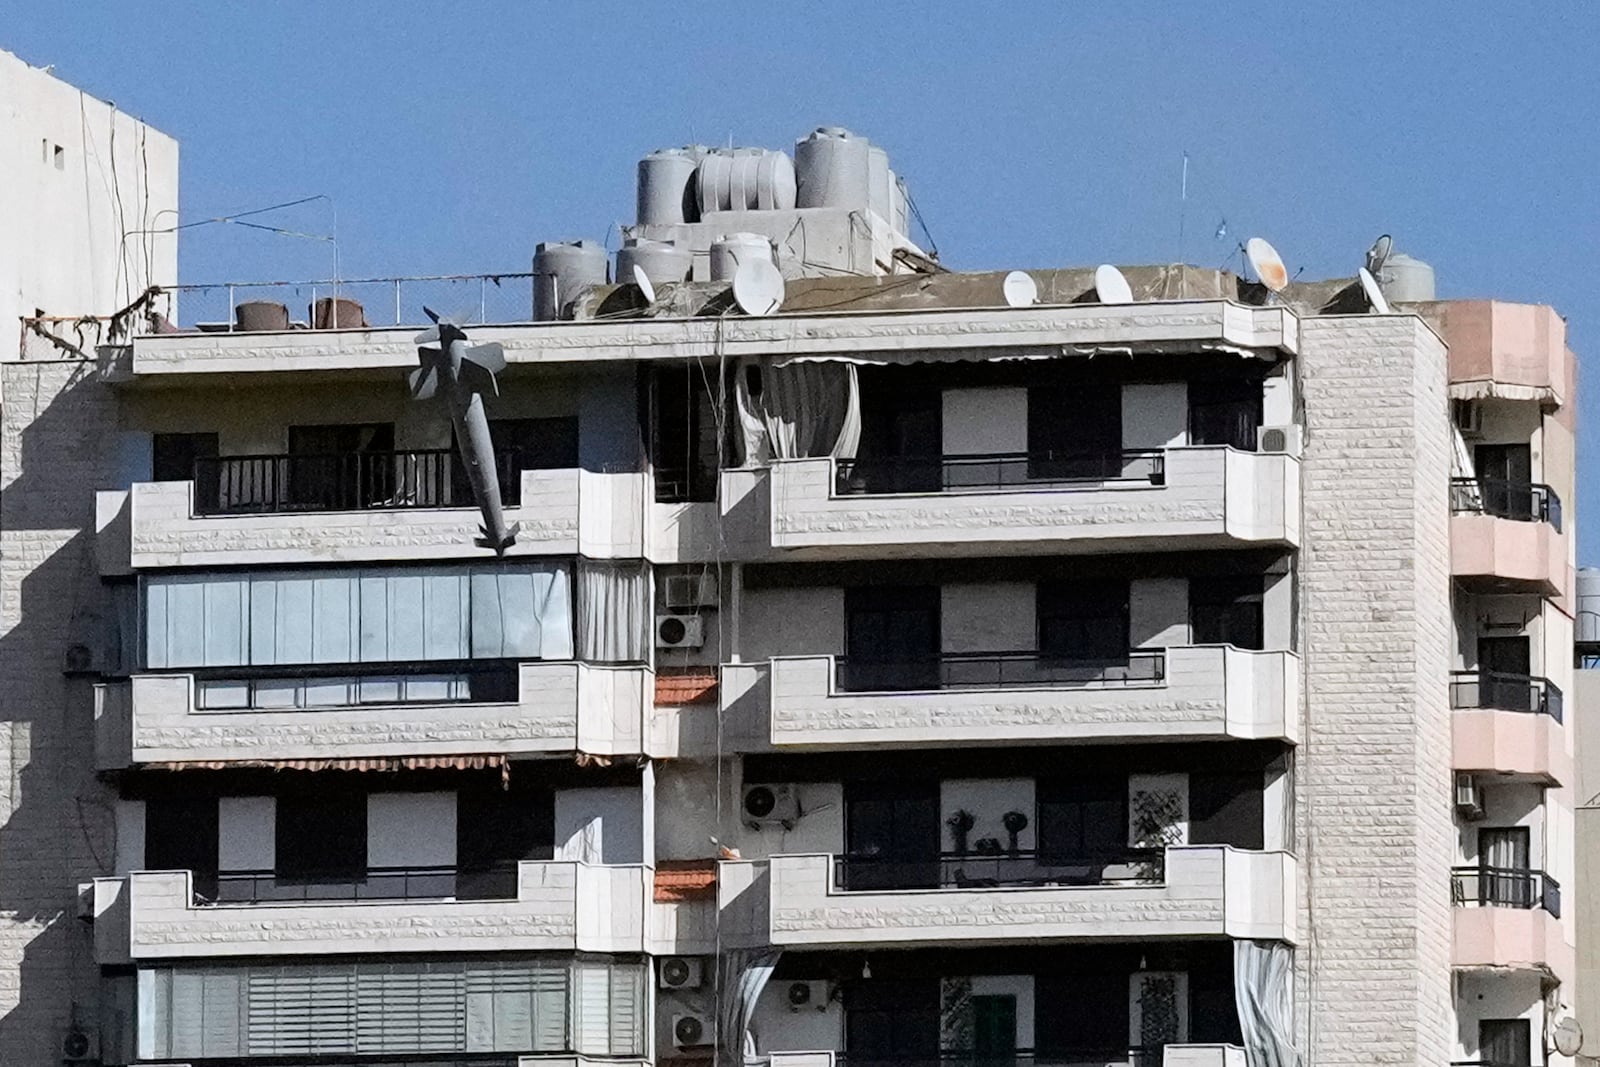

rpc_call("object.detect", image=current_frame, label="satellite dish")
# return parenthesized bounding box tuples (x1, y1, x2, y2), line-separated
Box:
(1002, 270, 1038, 307)
(1366, 234, 1393, 277)
(1246, 238, 1289, 292)
(632, 264, 657, 305)
(1358, 267, 1390, 314)
(1554, 1017, 1584, 1057)
(732, 258, 785, 316)
(1093, 264, 1134, 305)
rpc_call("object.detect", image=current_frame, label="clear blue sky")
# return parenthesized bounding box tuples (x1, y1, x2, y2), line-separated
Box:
(10, 4, 1600, 558)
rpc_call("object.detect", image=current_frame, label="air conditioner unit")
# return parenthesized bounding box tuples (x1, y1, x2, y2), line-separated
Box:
(743, 784, 801, 829)
(1454, 773, 1484, 820)
(656, 614, 706, 650)
(1453, 399, 1485, 439)
(785, 980, 830, 1011)
(1257, 424, 1303, 458)
(659, 956, 705, 990)
(61, 1025, 98, 1063)
(665, 572, 720, 610)
(62, 643, 98, 677)
(673, 1013, 711, 1049)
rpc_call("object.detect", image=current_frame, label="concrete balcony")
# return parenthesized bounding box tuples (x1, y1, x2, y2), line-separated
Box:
(725, 847, 1296, 950)
(1425, 300, 1570, 407)
(1451, 868, 1573, 980)
(1451, 671, 1570, 785)
(730, 447, 1299, 560)
(722, 647, 1300, 751)
(1449, 481, 1568, 598)
(767, 1049, 1245, 1067)
(94, 662, 649, 769)
(94, 466, 644, 573)
(91, 861, 647, 963)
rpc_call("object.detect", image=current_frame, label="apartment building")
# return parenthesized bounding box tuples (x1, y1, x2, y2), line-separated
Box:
(0, 99, 1580, 1067)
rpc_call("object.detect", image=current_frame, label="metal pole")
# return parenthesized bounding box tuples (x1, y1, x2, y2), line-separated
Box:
(395, 280, 402, 325)
(227, 285, 236, 332)
(480, 276, 487, 324)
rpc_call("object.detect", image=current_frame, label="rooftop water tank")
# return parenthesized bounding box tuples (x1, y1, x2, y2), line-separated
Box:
(532, 240, 607, 321)
(695, 148, 796, 216)
(616, 238, 693, 290)
(637, 148, 701, 226)
(868, 145, 892, 222)
(1578, 568, 1600, 646)
(795, 126, 871, 210)
(1379, 252, 1436, 303)
(709, 232, 774, 282)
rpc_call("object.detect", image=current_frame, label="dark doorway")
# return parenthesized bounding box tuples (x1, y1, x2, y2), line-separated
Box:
(1478, 1018, 1531, 1067)
(144, 796, 220, 900)
(972, 994, 1018, 1061)
(1190, 576, 1265, 650)
(844, 780, 940, 891)
(1188, 378, 1263, 452)
(1478, 827, 1532, 908)
(1477, 635, 1533, 711)
(153, 432, 220, 512)
(843, 585, 941, 692)
(851, 379, 942, 493)
(843, 978, 940, 1067)
(1028, 383, 1122, 480)
(286, 422, 396, 510)
(1037, 580, 1130, 664)
(1474, 444, 1535, 519)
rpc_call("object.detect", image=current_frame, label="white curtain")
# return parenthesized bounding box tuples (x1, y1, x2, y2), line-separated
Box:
(719, 948, 781, 1063)
(576, 561, 650, 663)
(1233, 941, 1299, 1067)
(735, 359, 860, 462)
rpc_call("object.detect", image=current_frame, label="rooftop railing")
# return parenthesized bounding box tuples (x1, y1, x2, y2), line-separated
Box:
(834, 650, 1165, 694)
(1448, 671, 1563, 723)
(1449, 478, 1562, 532)
(836, 450, 1166, 496)
(1450, 866, 1560, 918)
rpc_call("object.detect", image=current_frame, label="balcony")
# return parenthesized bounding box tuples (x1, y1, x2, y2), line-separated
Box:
(768, 1049, 1247, 1067)
(91, 860, 647, 963)
(95, 661, 649, 768)
(95, 461, 645, 571)
(1451, 866, 1572, 978)
(1449, 479, 1568, 597)
(1450, 671, 1570, 785)
(728, 846, 1295, 949)
(722, 647, 1299, 750)
(1427, 299, 1570, 407)
(742, 447, 1299, 559)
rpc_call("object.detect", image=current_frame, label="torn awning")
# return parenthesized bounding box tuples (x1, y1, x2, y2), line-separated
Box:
(145, 754, 509, 773)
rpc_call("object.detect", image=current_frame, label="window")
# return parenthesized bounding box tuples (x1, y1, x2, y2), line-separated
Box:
(1478, 826, 1532, 908)
(1479, 1018, 1531, 1067)
(153, 432, 220, 512)
(849, 378, 942, 492)
(844, 978, 940, 1063)
(843, 585, 940, 691)
(1477, 635, 1533, 711)
(1190, 576, 1264, 650)
(1189, 772, 1264, 850)
(1037, 580, 1129, 661)
(286, 423, 396, 510)
(1028, 383, 1122, 479)
(457, 782, 554, 899)
(844, 780, 940, 890)
(1036, 973, 1128, 1056)
(144, 796, 219, 898)
(650, 366, 719, 502)
(1188, 378, 1263, 451)
(275, 791, 366, 881)
(1038, 777, 1127, 863)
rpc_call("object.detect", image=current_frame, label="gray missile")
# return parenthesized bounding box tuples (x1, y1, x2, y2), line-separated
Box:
(410, 308, 519, 554)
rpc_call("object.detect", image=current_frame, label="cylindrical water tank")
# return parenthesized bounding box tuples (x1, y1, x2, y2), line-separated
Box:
(795, 126, 871, 210)
(637, 148, 700, 226)
(1379, 252, 1436, 303)
(709, 232, 774, 281)
(1578, 568, 1600, 645)
(616, 238, 693, 290)
(695, 149, 795, 216)
(532, 240, 607, 320)
(867, 145, 892, 221)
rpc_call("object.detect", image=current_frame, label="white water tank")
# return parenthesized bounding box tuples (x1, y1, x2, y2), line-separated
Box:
(695, 149, 796, 216)
(532, 240, 607, 320)
(795, 126, 871, 210)
(1578, 568, 1600, 645)
(616, 238, 693, 290)
(709, 233, 774, 281)
(637, 148, 701, 226)
(1380, 253, 1436, 303)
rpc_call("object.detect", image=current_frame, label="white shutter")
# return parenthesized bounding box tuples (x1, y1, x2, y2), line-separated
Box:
(246, 965, 357, 1054)
(573, 960, 613, 1055)
(608, 961, 645, 1055)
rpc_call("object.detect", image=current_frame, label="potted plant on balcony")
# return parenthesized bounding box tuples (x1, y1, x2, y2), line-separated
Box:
(946, 809, 975, 855)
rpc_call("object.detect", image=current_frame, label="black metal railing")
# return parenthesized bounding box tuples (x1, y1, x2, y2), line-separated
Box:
(201, 863, 522, 905)
(835, 450, 1166, 496)
(833, 849, 1166, 893)
(191, 449, 525, 516)
(837, 1049, 1163, 1067)
(191, 659, 522, 711)
(1449, 478, 1563, 531)
(1451, 1061, 1529, 1067)
(1448, 670, 1563, 723)
(1450, 866, 1561, 917)
(835, 650, 1165, 694)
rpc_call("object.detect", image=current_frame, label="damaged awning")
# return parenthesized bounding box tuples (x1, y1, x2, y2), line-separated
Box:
(145, 754, 508, 773)
(1450, 380, 1558, 406)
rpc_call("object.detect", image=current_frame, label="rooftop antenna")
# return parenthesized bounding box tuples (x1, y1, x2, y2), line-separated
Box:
(1093, 264, 1135, 305)
(1358, 267, 1391, 314)
(631, 263, 657, 306)
(731, 257, 785, 316)
(1002, 271, 1038, 307)
(1245, 237, 1290, 295)
(1365, 234, 1393, 278)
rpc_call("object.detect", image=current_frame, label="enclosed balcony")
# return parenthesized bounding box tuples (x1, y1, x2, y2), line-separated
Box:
(1450, 671, 1570, 785)
(1449, 479, 1568, 598)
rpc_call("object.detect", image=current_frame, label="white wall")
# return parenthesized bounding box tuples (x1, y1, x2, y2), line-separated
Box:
(116, 800, 145, 874)
(1453, 971, 1544, 1064)
(943, 388, 1028, 455)
(218, 796, 275, 871)
(367, 792, 455, 868)
(1131, 577, 1187, 648)
(1457, 782, 1545, 867)
(941, 779, 1036, 853)
(554, 786, 643, 864)
(741, 587, 844, 661)
(1122, 383, 1188, 449)
(942, 582, 1033, 653)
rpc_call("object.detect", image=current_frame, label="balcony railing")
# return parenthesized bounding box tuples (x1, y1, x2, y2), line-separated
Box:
(833, 848, 1166, 893)
(190, 449, 523, 516)
(836, 1050, 1164, 1067)
(192, 659, 521, 711)
(1449, 478, 1563, 532)
(148, 273, 537, 333)
(835, 450, 1166, 496)
(200, 863, 522, 905)
(1450, 866, 1561, 918)
(835, 650, 1165, 694)
(1449, 671, 1563, 723)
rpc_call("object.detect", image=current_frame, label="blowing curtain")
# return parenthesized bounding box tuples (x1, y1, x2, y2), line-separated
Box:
(735, 359, 860, 464)
(1233, 940, 1299, 1067)
(575, 560, 650, 663)
(719, 947, 781, 1063)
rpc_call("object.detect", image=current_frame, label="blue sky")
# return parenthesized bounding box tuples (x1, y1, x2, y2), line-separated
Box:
(9, 4, 1599, 557)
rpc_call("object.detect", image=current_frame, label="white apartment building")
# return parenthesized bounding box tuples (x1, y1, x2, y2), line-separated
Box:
(0, 79, 1580, 1067)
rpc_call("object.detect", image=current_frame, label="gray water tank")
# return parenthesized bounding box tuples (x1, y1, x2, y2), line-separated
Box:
(1380, 252, 1436, 303)
(709, 232, 774, 282)
(637, 148, 701, 226)
(1578, 568, 1600, 645)
(532, 240, 607, 320)
(616, 238, 693, 290)
(695, 148, 796, 215)
(868, 145, 892, 221)
(795, 126, 871, 210)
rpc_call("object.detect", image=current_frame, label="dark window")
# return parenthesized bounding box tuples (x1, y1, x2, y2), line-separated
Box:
(1038, 777, 1127, 862)
(1478, 635, 1533, 711)
(847, 378, 942, 493)
(1478, 826, 1532, 908)
(1036, 973, 1128, 1057)
(1188, 378, 1263, 451)
(843, 586, 940, 691)
(844, 780, 940, 891)
(650, 366, 719, 503)
(1189, 772, 1264, 850)
(844, 978, 940, 1063)
(145, 796, 219, 899)
(275, 791, 366, 882)
(1479, 1018, 1531, 1067)
(1028, 383, 1122, 479)
(285, 423, 396, 511)
(1474, 444, 1537, 519)
(1037, 580, 1129, 661)
(456, 783, 554, 899)
(1190, 576, 1264, 650)
(153, 432, 220, 512)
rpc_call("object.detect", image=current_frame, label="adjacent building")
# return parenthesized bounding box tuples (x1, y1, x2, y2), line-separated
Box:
(0, 62, 1580, 1067)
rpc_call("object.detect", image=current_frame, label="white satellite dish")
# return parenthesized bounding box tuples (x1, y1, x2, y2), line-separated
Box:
(1002, 270, 1038, 307)
(732, 257, 785, 317)
(1358, 267, 1390, 314)
(1554, 1017, 1584, 1058)
(1245, 237, 1289, 292)
(1365, 234, 1393, 277)
(632, 264, 657, 305)
(1093, 264, 1134, 305)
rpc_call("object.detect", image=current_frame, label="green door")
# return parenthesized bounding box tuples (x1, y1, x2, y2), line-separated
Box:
(971, 995, 1017, 1061)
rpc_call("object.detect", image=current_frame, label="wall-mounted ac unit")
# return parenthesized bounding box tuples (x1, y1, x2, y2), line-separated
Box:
(62, 643, 98, 677)
(665, 572, 720, 610)
(785, 980, 830, 1011)
(659, 956, 705, 990)
(1453, 399, 1484, 439)
(743, 784, 801, 829)
(656, 614, 705, 649)
(61, 1025, 98, 1063)
(1257, 424, 1303, 458)
(673, 1013, 711, 1049)
(1454, 773, 1484, 820)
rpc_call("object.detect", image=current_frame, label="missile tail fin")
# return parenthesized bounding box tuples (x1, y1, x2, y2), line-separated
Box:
(475, 522, 520, 555)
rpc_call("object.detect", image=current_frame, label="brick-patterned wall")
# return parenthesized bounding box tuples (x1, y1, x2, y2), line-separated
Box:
(1297, 317, 1454, 1067)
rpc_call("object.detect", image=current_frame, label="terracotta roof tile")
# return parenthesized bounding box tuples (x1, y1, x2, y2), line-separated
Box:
(655, 668, 719, 707)
(655, 859, 718, 902)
